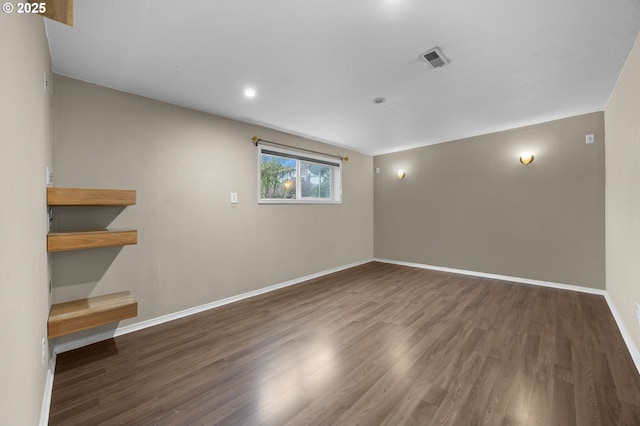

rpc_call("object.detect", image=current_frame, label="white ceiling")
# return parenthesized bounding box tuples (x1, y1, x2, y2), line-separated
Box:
(46, 0, 640, 155)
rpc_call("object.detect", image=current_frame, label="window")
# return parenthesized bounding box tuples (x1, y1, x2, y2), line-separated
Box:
(258, 145, 342, 204)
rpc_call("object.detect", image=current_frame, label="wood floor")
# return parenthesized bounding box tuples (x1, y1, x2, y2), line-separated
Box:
(49, 262, 640, 425)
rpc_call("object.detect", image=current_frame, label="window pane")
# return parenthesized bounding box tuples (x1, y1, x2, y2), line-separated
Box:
(300, 161, 332, 199)
(260, 154, 296, 199)
(258, 144, 341, 204)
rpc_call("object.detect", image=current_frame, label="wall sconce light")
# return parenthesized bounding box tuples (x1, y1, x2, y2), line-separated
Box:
(519, 152, 534, 165)
(397, 169, 406, 179)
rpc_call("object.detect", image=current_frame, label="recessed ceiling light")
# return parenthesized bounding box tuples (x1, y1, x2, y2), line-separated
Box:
(244, 88, 256, 98)
(373, 97, 386, 104)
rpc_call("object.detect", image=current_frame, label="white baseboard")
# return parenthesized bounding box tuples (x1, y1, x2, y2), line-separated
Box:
(39, 351, 56, 426)
(374, 257, 640, 375)
(373, 258, 607, 295)
(602, 292, 640, 375)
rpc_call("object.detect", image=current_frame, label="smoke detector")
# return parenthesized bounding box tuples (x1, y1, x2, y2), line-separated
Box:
(420, 47, 449, 68)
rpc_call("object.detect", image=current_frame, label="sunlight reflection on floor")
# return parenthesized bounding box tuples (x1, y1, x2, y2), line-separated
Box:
(258, 338, 337, 421)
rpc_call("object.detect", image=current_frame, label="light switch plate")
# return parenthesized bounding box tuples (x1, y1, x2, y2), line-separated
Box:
(586, 134, 595, 144)
(230, 192, 238, 204)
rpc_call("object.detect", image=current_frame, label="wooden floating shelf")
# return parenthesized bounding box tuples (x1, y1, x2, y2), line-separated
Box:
(40, 0, 74, 27)
(48, 291, 138, 338)
(48, 229, 137, 252)
(47, 187, 136, 206)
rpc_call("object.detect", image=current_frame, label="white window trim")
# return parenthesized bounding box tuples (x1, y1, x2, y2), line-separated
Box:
(258, 144, 342, 204)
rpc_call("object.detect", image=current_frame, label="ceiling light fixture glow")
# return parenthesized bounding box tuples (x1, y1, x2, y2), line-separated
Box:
(244, 88, 256, 98)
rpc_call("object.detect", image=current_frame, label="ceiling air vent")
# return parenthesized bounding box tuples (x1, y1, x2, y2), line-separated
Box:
(420, 47, 449, 68)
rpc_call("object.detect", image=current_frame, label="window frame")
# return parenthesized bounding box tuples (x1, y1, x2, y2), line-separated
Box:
(257, 144, 342, 204)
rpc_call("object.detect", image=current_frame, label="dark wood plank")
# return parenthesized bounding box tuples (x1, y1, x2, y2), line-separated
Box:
(49, 262, 640, 425)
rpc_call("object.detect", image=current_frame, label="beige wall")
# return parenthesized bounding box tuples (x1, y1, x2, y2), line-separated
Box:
(605, 32, 640, 350)
(0, 14, 53, 426)
(51, 76, 373, 343)
(374, 112, 605, 288)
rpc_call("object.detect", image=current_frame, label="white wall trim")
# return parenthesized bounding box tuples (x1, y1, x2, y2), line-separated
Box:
(602, 292, 640, 375)
(374, 257, 640, 375)
(39, 351, 57, 426)
(53, 258, 373, 355)
(373, 258, 607, 295)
